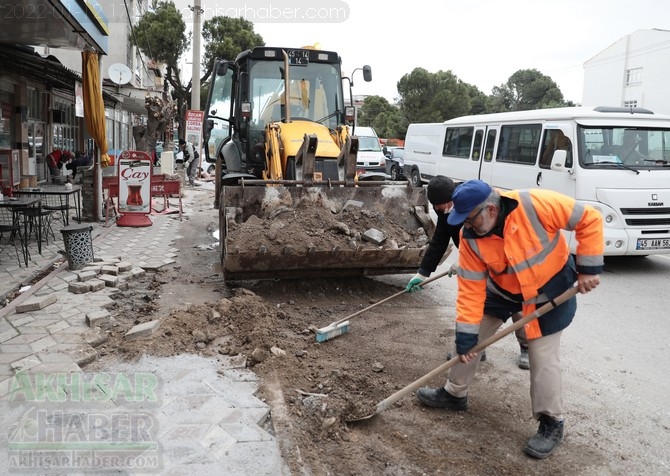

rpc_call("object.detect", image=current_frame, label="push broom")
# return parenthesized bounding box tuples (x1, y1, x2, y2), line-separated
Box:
(316, 246, 454, 343)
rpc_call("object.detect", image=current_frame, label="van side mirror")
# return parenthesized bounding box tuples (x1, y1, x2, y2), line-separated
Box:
(550, 150, 568, 171)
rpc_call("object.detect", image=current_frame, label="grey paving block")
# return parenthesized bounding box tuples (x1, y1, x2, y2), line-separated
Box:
(68, 282, 91, 294)
(99, 274, 119, 287)
(0, 328, 19, 344)
(100, 265, 119, 276)
(68, 344, 97, 366)
(10, 354, 41, 371)
(77, 270, 98, 282)
(86, 309, 112, 327)
(125, 320, 161, 340)
(15, 294, 58, 313)
(30, 335, 57, 353)
(116, 261, 133, 272)
(129, 267, 146, 277)
(87, 279, 106, 292)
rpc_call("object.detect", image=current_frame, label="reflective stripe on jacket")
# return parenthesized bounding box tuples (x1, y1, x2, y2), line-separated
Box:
(455, 189, 604, 341)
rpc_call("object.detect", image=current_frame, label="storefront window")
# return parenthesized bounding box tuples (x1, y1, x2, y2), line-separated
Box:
(0, 80, 14, 149)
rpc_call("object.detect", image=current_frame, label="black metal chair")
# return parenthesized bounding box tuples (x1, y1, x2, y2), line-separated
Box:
(20, 201, 55, 246)
(42, 193, 71, 228)
(0, 206, 26, 266)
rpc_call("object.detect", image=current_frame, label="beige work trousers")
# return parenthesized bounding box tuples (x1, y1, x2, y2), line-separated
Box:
(444, 315, 564, 421)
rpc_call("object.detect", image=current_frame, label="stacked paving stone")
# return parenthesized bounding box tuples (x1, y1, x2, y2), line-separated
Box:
(8, 256, 148, 370)
(66, 258, 136, 295)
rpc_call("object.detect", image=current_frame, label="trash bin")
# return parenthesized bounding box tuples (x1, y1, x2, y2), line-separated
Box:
(60, 224, 94, 270)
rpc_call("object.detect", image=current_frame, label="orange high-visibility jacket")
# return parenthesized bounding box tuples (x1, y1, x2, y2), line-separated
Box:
(456, 189, 603, 341)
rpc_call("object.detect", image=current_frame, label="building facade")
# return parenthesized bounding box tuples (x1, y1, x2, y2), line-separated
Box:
(0, 0, 162, 193)
(0, 1, 110, 191)
(56, 0, 164, 166)
(582, 29, 670, 115)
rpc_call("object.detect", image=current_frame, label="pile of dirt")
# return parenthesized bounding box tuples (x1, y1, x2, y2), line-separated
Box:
(224, 185, 432, 255)
(96, 271, 405, 430)
(228, 205, 428, 253)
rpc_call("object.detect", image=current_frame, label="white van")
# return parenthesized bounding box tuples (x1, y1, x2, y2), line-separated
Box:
(402, 123, 446, 186)
(353, 126, 386, 174)
(403, 106, 670, 256)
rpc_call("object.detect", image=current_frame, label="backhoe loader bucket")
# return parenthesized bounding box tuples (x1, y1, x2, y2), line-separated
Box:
(220, 183, 439, 281)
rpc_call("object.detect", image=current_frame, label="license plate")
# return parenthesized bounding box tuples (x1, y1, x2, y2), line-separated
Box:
(636, 238, 670, 250)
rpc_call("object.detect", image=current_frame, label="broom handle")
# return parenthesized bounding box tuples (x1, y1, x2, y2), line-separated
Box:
(331, 246, 454, 327)
(375, 285, 579, 413)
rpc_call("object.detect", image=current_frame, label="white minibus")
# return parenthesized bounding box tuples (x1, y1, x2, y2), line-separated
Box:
(403, 106, 670, 256)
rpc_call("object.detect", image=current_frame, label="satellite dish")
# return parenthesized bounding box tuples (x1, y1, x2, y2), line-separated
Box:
(108, 63, 132, 85)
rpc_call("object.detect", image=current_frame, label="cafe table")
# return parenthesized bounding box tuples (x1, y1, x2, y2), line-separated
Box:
(14, 184, 82, 227)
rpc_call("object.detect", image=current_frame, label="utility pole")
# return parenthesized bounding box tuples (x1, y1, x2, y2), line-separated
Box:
(190, 0, 203, 110)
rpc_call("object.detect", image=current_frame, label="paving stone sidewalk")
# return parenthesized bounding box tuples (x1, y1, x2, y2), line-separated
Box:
(0, 190, 289, 475)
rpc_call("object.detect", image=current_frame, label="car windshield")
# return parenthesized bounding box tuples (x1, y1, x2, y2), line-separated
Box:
(359, 136, 382, 152)
(579, 126, 670, 168)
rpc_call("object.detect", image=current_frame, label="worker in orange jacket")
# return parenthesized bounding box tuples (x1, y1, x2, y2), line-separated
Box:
(415, 180, 603, 460)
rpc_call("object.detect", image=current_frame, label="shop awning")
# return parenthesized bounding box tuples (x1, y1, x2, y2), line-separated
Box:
(0, 44, 118, 107)
(0, 0, 108, 54)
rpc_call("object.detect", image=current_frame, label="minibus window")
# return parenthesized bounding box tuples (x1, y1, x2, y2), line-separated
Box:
(443, 127, 474, 158)
(497, 124, 542, 165)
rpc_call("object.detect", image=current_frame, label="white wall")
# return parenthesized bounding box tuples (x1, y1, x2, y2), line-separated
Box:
(582, 29, 670, 115)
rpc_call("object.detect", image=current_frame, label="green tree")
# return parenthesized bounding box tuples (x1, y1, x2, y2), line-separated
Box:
(133, 1, 189, 102)
(396, 68, 471, 124)
(487, 68, 566, 112)
(357, 96, 393, 126)
(465, 84, 488, 116)
(357, 96, 407, 139)
(131, 1, 188, 150)
(133, 4, 265, 141)
(202, 17, 264, 72)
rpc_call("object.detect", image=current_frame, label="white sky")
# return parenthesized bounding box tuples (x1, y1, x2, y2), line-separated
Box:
(173, 0, 670, 105)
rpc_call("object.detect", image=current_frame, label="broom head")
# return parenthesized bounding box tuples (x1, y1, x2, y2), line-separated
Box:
(315, 321, 350, 343)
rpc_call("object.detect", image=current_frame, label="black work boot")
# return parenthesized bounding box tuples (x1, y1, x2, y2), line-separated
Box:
(416, 387, 468, 410)
(524, 414, 564, 459)
(517, 348, 530, 370)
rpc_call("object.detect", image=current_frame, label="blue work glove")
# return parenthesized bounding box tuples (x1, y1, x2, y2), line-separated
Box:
(405, 273, 427, 293)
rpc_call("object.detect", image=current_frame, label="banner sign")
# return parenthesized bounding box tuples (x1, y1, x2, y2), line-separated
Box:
(185, 110, 205, 166)
(116, 150, 153, 227)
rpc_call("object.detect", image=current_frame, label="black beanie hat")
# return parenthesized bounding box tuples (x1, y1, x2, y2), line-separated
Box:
(426, 175, 456, 205)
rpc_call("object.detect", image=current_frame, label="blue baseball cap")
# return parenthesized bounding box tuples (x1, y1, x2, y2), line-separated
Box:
(447, 180, 493, 225)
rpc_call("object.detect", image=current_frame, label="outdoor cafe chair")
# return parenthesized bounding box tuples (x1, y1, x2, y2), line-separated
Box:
(0, 206, 26, 267)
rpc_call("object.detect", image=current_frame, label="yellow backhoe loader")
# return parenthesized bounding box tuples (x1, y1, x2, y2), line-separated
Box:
(203, 46, 440, 280)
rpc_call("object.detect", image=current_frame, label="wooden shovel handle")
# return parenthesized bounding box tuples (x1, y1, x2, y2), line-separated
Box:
(374, 285, 579, 413)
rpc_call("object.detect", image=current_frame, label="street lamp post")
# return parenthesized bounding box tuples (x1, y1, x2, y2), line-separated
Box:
(189, 0, 203, 110)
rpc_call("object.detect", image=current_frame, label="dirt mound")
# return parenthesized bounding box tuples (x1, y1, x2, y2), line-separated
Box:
(229, 204, 428, 254)
(98, 271, 403, 431)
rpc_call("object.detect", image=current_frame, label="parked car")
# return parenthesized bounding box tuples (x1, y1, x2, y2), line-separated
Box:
(384, 146, 406, 181)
